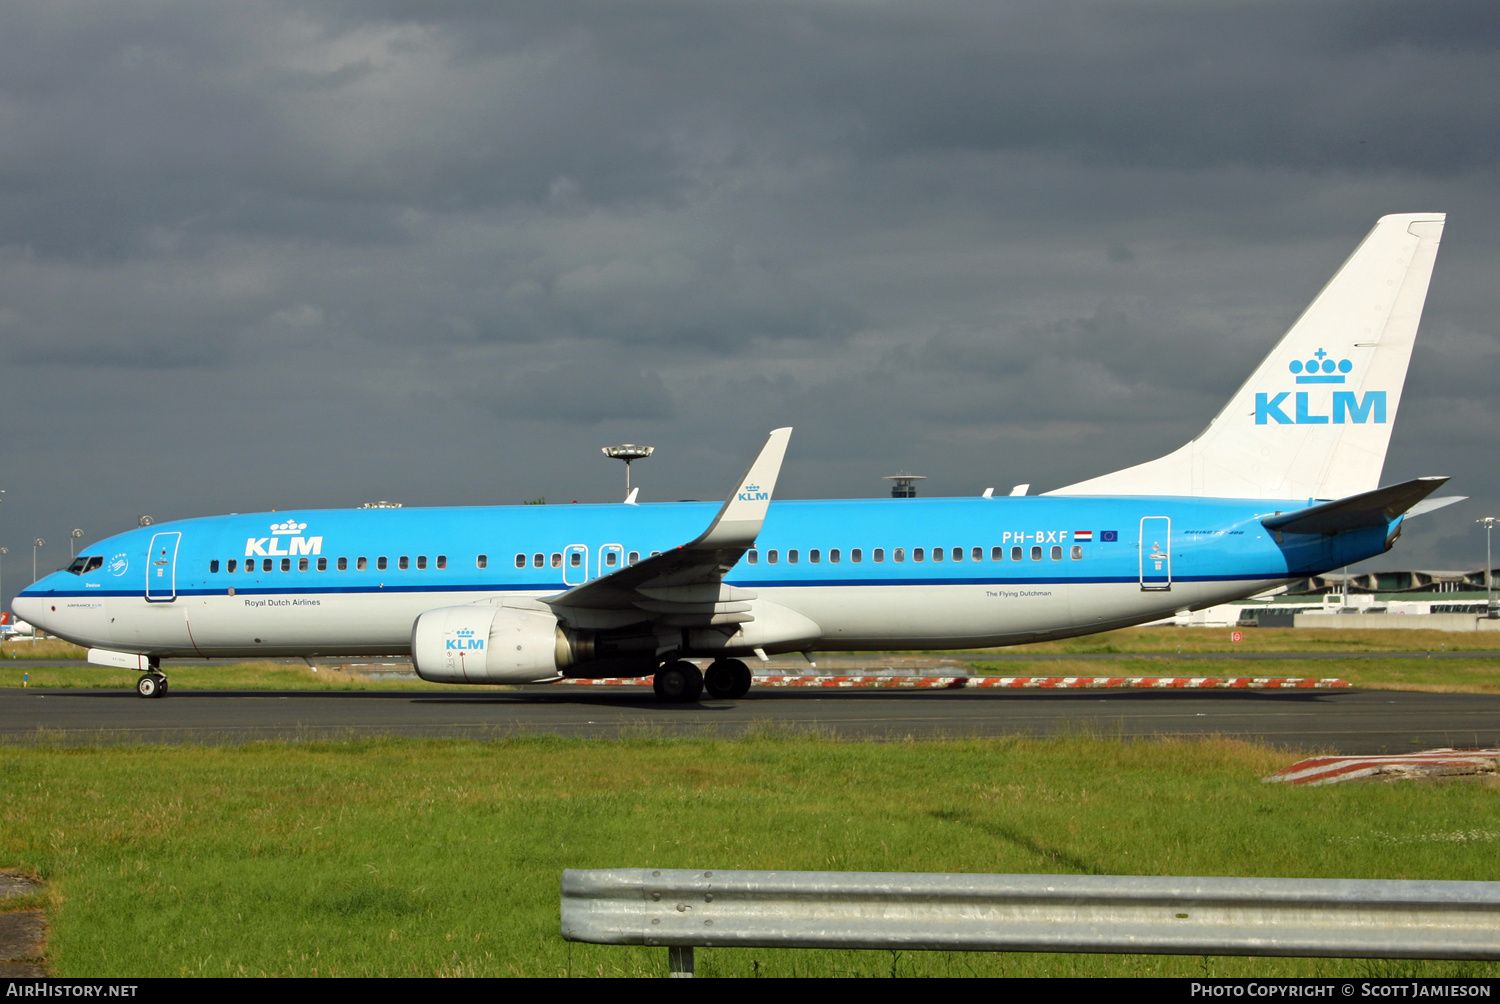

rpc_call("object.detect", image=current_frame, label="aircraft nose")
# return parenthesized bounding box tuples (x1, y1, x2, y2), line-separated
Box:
(11, 591, 47, 629)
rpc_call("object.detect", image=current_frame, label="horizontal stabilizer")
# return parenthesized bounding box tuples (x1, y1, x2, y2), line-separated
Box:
(1261, 477, 1449, 536)
(1405, 495, 1466, 519)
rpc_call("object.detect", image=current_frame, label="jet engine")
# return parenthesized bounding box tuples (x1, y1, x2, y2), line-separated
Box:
(411, 605, 582, 684)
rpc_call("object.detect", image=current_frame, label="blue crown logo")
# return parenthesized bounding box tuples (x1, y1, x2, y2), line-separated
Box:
(269, 520, 309, 535)
(744, 484, 760, 492)
(1288, 349, 1352, 384)
(455, 628, 476, 638)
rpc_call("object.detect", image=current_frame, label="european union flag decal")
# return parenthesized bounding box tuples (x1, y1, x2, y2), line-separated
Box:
(1100, 530, 1119, 542)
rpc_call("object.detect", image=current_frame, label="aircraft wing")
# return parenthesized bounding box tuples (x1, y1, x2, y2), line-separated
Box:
(543, 428, 792, 615)
(1261, 476, 1449, 536)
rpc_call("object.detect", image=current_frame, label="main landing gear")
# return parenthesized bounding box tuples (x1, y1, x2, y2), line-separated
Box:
(704, 658, 753, 700)
(652, 658, 753, 702)
(136, 670, 168, 699)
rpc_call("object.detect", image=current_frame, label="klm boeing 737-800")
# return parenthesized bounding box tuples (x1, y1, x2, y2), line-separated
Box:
(15, 214, 1463, 701)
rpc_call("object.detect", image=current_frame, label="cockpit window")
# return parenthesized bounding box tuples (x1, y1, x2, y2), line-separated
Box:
(66, 556, 103, 575)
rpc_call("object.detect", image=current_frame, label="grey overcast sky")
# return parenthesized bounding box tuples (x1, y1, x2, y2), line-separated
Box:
(2, 1, 1499, 608)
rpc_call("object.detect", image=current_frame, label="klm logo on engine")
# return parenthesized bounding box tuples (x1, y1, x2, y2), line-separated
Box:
(446, 628, 484, 651)
(1255, 349, 1386, 425)
(244, 520, 323, 557)
(738, 483, 770, 502)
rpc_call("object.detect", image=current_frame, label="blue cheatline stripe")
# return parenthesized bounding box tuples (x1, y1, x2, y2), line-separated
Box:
(26, 572, 1290, 601)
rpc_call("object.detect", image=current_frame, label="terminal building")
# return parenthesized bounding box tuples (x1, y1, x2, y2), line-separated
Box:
(1169, 568, 1500, 631)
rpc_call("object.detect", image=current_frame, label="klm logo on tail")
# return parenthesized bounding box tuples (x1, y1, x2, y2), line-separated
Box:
(1255, 350, 1386, 426)
(738, 483, 770, 502)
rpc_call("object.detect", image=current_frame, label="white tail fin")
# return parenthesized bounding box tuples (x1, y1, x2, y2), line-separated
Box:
(1049, 213, 1446, 500)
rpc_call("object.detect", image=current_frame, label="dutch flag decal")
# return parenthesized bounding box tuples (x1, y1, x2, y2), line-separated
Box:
(1073, 530, 1093, 541)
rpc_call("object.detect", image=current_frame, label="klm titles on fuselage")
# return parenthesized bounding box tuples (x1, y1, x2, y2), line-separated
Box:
(244, 520, 323, 558)
(1255, 350, 1386, 426)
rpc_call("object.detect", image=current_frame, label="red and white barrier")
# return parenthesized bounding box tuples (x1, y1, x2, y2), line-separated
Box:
(555, 675, 1350, 690)
(1267, 749, 1500, 786)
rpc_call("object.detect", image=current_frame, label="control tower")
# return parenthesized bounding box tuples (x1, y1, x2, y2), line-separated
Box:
(883, 473, 926, 498)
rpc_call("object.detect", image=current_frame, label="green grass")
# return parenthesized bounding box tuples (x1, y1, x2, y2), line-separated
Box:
(8, 625, 1500, 694)
(1008, 625, 1500, 654)
(0, 661, 482, 692)
(963, 656, 1500, 693)
(1, 733, 1496, 978)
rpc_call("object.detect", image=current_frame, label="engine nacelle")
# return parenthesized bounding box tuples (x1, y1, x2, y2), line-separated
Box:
(412, 605, 577, 684)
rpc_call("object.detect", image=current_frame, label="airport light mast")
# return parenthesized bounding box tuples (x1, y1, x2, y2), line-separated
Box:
(70, 528, 82, 560)
(603, 444, 654, 495)
(32, 539, 43, 583)
(1479, 517, 1499, 618)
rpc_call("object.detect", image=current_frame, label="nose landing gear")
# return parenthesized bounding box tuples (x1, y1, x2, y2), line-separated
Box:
(136, 667, 168, 699)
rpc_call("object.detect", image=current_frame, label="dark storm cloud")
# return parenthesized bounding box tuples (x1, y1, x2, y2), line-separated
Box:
(2, 0, 1499, 607)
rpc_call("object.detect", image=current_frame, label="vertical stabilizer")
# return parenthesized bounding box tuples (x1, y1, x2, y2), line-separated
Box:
(1048, 214, 1445, 500)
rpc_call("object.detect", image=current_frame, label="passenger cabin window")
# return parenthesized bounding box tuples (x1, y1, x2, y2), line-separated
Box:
(913, 548, 924, 562)
(338, 557, 348, 571)
(552, 553, 563, 568)
(245, 561, 255, 574)
(263, 558, 274, 572)
(851, 548, 862, 563)
(281, 558, 292, 572)
(476, 554, 487, 569)
(992, 546, 1004, 561)
(210, 560, 220, 573)
(228, 559, 238, 573)
(1030, 546, 1042, 561)
(533, 553, 544, 568)
(767, 550, 778, 564)
(953, 547, 964, 562)
(829, 549, 840, 563)
(1050, 545, 1062, 560)
(604, 551, 617, 567)
(809, 549, 820, 563)
(377, 557, 388, 571)
(398, 556, 409, 570)
(931, 547, 942, 562)
(436, 555, 447, 569)
(894, 548, 905, 562)
(298, 557, 309, 571)
(569, 552, 581, 567)
(417, 555, 427, 570)
(628, 551, 639, 565)
(1011, 547, 1022, 562)
(516, 554, 526, 568)
(788, 549, 799, 564)
(747, 550, 758, 564)
(357, 557, 368, 570)
(873, 548, 884, 562)
(1071, 545, 1083, 560)
(317, 557, 327, 571)
(972, 547, 982, 561)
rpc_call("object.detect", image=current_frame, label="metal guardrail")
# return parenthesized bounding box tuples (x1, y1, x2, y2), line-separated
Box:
(560, 868, 1500, 977)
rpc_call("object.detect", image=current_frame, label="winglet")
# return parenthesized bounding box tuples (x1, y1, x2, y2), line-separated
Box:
(693, 428, 793, 549)
(623, 487, 640, 505)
